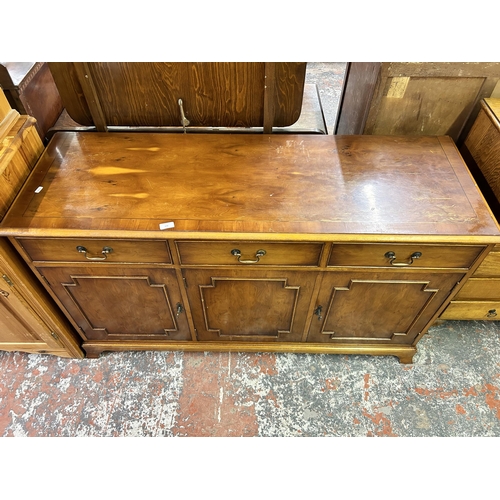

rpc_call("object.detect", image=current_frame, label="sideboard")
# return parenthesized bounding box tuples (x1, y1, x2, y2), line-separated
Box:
(1, 132, 498, 363)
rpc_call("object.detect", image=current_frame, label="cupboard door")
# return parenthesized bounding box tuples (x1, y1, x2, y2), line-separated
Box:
(307, 271, 463, 345)
(183, 269, 317, 342)
(0, 281, 59, 350)
(39, 267, 191, 341)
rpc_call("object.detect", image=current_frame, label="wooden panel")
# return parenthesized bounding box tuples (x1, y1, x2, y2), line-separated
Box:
(17, 238, 172, 264)
(465, 103, 500, 204)
(2, 133, 499, 240)
(48, 62, 306, 128)
(440, 301, 500, 320)
(454, 278, 500, 300)
(183, 269, 317, 342)
(40, 267, 190, 342)
(0, 281, 56, 344)
(0, 238, 83, 357)
(334, 62, 381, 134)
(0, 115, 44, 220)
(308, 271, 464, 344)
(328, 243, 484, 269)
(472, 251, 500, 277)
(176, 241, 323, 266)
(336, 62, 500, 144)
(369, 77, 484, 138)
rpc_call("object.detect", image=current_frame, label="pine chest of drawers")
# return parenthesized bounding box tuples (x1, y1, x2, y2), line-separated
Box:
(1, 132, 499, 363)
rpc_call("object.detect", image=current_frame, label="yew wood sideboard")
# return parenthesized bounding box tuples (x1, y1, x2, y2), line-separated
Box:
(1, 132, 499, 363)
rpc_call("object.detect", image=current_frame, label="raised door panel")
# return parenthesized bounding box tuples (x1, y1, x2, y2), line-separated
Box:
(40, 267, 190, 341)
(183, 269, 317, 342)
(0, 284, 56, 347)
(307, 271, 463, 345)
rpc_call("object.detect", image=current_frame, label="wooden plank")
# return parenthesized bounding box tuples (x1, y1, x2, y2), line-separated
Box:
(73, 62, 108, 132)
(334, 62, 381, 135)
(263, 62, 276, 133)
(0, 89, 13, 121)
(0, 109, 21, 142)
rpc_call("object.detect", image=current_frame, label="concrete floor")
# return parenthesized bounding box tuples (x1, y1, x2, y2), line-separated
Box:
(1, 64, 499, 441)
(1, 320, 499, 437)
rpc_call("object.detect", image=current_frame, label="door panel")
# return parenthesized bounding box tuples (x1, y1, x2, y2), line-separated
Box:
(308, 271, 463, 345)
(0, 285, 54, 344)
(40, 267, 190, 341)
(183, 269, 317, 342)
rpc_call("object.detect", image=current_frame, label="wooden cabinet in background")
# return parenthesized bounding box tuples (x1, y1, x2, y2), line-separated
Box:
(440, 99, 500, 321)
(335, 63, 500, 145)
(0, 62, 63, 141)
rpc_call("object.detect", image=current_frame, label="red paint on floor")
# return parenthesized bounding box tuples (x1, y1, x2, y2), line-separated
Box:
(172, 352, 267, 436)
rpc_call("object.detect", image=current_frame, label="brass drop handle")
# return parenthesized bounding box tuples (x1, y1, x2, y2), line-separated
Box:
(76, 245, 113, 261)
(385, 251, 422, 267)
(231, 249, 266, 264)
(0, 289, 9, 298)
(487, 309, 497, 318)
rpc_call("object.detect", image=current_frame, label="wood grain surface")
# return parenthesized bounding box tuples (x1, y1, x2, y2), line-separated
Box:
(1, 133, 498, 241)
(48, 62, 306, 129)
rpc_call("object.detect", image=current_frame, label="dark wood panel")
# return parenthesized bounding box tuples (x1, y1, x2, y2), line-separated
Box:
(40, 267, 190, 342)
(183, 269, 317, 342)
(48, 62, 306, 129)
(0, 62, 63, 140)
(335, 63, 500, 145)
(308, 271, 463, 344)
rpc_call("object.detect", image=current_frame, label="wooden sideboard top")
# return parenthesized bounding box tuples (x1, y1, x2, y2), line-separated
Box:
(1, 132, 499, 242)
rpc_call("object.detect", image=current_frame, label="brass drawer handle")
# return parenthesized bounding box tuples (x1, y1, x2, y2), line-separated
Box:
(231, 249, 266, 264)
(385, 251, 422, 267)
(487, 309, 497, 318)
(76, 245, 113, 261)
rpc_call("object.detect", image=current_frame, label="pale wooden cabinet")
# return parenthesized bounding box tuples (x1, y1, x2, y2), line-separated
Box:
(0, 239, 82, 357)
(1, 133, 499, 363)
(0, 89, 83, 357)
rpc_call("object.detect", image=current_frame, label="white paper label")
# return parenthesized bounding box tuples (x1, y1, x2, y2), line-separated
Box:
(159, 221, 175, 230)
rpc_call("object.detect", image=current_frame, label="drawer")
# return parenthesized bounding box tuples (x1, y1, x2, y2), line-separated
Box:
(472, 251, 500, 277)
(327, 244, 485, 269)
(440, 301, 500, 320)
(455, 278, 500, 301)
(16, 238, 172, 264)
(175, 241, 324, 266)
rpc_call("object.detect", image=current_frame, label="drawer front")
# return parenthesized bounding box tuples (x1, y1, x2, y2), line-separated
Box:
(176, 241, 324, 266)
(455, 278, 500, 301)
(17, 238, 172, 264)
(472, 251, 500, 277)
(440, 301, 500, 320)
(328, 244, 485, 269)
